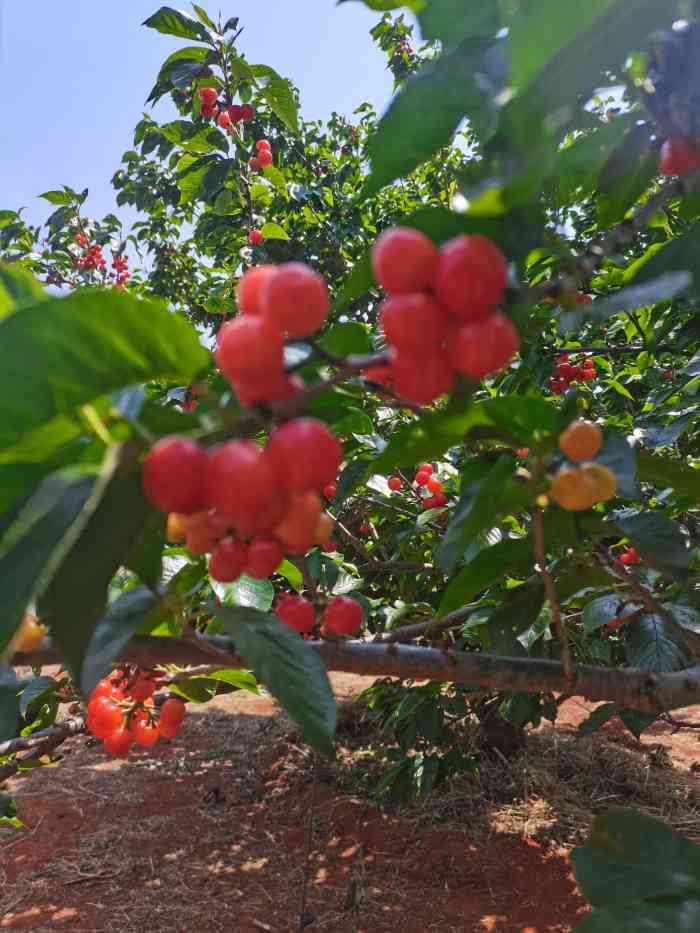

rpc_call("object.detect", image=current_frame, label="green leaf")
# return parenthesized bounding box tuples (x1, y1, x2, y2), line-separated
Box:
(142, 6, 210, 40)
(363, 38, 504, 197)
(277, 559, 304, 592)
(251, 66, 299, 134)
(624, 615, 691, 673)
(558, 273, 691, 334)
(576, 898, 700, 932)
(40, 447, 152, 681)
(211, 575, 275, 611)
(200, 160, 232, 201)
(418, 0, 499, 45)
(552, 115, 635, 207)
(0, 289, 209, 450)
(572, 809, 700, 909)
(216, 606, 336, 758)
(39, 190, 72, 206)
(625, 222, 700, 295)
(338, 0, 423, 11)
(438, 537, 532, 615)
(617, 708, 656, 739)
(597, 123, 659, 227)
(18, 676, 57, 717)
(260, 222, 290, 241)
(319, 322, 372, 356)
(0, 792, 22, 829)
(0, 264, 46, 319)
(578, 702, 617, 736)
(638, 454, 700, 504)
(198, 668, 259, 693)
(583, 595, 619, 633)
(596, 431, 638, 500)
(192, 4, 218, 30)
(0, 666, 21, 741)
(486, 579, 545, 656)
(0, 467, 97, 653)
(80, 587, 160, 695)
(617, 512, 691, 580)
(437, 456, 533, 573)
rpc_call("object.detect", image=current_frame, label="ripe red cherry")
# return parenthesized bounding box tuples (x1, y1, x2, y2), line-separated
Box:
(388, 476, 402, 491)
(245, 536, 284, 579)
(322, 597, 363, 636)
(415, 471, 430, 486)
(267, 418, 342, 494)
(159, 719, 183, 739)
(322, 540, 338, 553)
(128, 671, 156, 702)
(575, 292, 593, 305)
(201, 104, 219, 120)
(184, 510, 224, 556)
(660, 138, 700, 176)
(392, 349, 454, 404)
(433, 235, 508, 320)
(426, 476, 443, 494)
(131, 717, 160, 749)
(516, 448, 529, 458)
(607, 617, 626, 631)
(142, 437, 209, 515)
(215, 316, 284, 381)
(249, 229, 264, 246)
(423, 495, 440, 510)
(258, 148, 273, 168)
(323, 482, 337, 500)
(371, 226, 438, 294)
(446, 312, 519, 380)
(209, 537, 249, 582)
(276, 595, 316, 634)
(241, 104, 254, 122)
(359, 521, 371, 534)
(199, 87, 218, 107)
(233, 372, 303, 407)
(218, 111, 232, 129)
(228, 104, 244, 122)
(434, 492, 448, 507)
(160, 698, 186, 728)
(207, 441, 283, 535)
(662, 371, 673, 381)
(87, 697, 123, 739)
(260, 262, 330, 338)
(419, 463, 433, 475)
(103, 726, 132, 758)
(256, 139, 271, 152)
(619, 547, 641, 566)
(237, 265, 279, 315)
(379, 293, 449, 355)
(249, 157, 261, 172)
(92, 677, 124, 701)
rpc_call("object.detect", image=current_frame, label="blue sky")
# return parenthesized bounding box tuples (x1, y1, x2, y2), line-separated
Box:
(0, 1, 396, 227)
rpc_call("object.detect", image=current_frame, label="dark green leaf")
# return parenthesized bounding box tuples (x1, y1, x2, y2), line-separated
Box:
(41, 447, 152, 681)
(577, 898, 700, 932)
(486, 579, 545, 656)
(552, 115, 636, 207)
(200, 160, 232, 201)
(617, 512, 691, 579)
(578, 702, 617, 736)
(0, 467, 97, 653)
(597, 123, 659, 227)
(18, 676, 57, 717)
(596, 431, 638, 500)
(624, 615, 691, 672)
(251, 66, 299, 134)
(216, 606, 336, 758)
(618, 708, 656, 739)
(418, 0, 500, 44)
(638, 454, 700, 504)
(363, 38, 504, 196)
(0, 666, 21, 741)
(81, 587, 160, 695)
(625, 222, 700, 292)
(0, 289, 209, 450)
(438, 537, 532, 615)
(558, 273, 691, 334)
(583, 595, 619, 633)
(143, 6, 210, 40)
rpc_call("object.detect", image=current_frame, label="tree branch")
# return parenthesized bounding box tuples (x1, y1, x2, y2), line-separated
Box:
(375, 603, 474, 643)
(0, 717, 85, 784)
(13, 636, 700, 714)
(532, 508, 573, 683)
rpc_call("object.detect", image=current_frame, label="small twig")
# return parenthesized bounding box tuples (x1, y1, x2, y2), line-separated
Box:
(532, 508, 573, 684)
(361, 561, 437, 575)
(542, 344, 678, 355)
(375, 603, 475, 644)
(297, 753, 318, 933)
(0, 720, 86, 784)
(335, 521, 379, 564)
(0, 717, 85, 758)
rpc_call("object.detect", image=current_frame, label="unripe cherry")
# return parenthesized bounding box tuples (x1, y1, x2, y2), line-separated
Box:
(372, 226, 438, 294)
(433, 234, 507, 319)
(142, 438, 209, 515)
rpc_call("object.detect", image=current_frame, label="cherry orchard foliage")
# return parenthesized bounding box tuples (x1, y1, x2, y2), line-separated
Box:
(0, 5, 699, 863)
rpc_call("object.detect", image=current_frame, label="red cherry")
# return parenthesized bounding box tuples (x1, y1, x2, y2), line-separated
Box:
(419, 463, 433, 475)
(233, 372, 303, 407)
(245, 536, 284, 579)
(91, 678, 124, 701)
(159, 719, 183, 739)
(215, 316, 284, 382)
(433, 235, 508, 320)
(446, 312, 519, 380)
(607, 617, 626, 631)
(267, 419, 342, 494)
(131, 717, 160, 749)
(241, 104, 254, 122)
(619, 547, 641, 566)
(556, 354, 570, 365)
(249, 157, 262, 172)
(434, 492, 448, 507)
(359, 521, 371, 535)
(660, 138, 700, 176)
(516, 448, 529, 458)
(423, 495, 440, 510)
(201, 104, 219, 120)
(256, 139, 272, 152)
(87, 697, 123, 739)
(228, 104, 244, 122)
(258, 148, 273, 168)
(415, 471, 430, 486)
(103, 726, 132, 757)
(379, 293, 449, 355)
(575, 292, 593, 305)
(260, 262, 330, 338)
(323, 483, 337, 500)
(199, 87, 218, 107)
(392, 349, 454, 404)
(371, 227, 438, 294)
(276, 595, 316, 634)
(218, 111, 232, 129)
(662, 371, 673, 381)
(237, 265, 279, 315)
(160, 698, 186, 728)
(364, 365, 394, 388)
(142, 438, 208, 514)
(207, 441, 283, 535)
(128, 671, 156, 702)
(551, 377, 567, 396)
(388, 476, 402, 491)
(274, 491, 322, 555)
(249, 229, 264, 246)
(426, 476, 443, 494)
(322, 597, 363, 637)
(209, 537, 249, 582)
(322, 540, 338, 553)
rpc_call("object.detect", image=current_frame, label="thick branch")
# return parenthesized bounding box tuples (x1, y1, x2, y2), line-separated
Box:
(0, 717, 85, 784)
(12, 637, 700, 714)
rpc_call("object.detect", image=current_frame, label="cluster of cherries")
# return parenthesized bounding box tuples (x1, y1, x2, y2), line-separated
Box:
(198, 87, 254, 125)
(145, 418, 342, 583)
(73, 236, 107, 272)
(249, 138, 273, 172)
(86, 669, 186, 758)
(413, 463, 449, 510)
(362, 227, 519, 404)
(549, 420, 617, 512)
(275, 593, 362, 637)
(550, 353, 597, 395)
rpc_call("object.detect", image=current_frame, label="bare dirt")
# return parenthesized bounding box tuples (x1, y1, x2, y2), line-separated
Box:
(3, 676, 700, 932)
